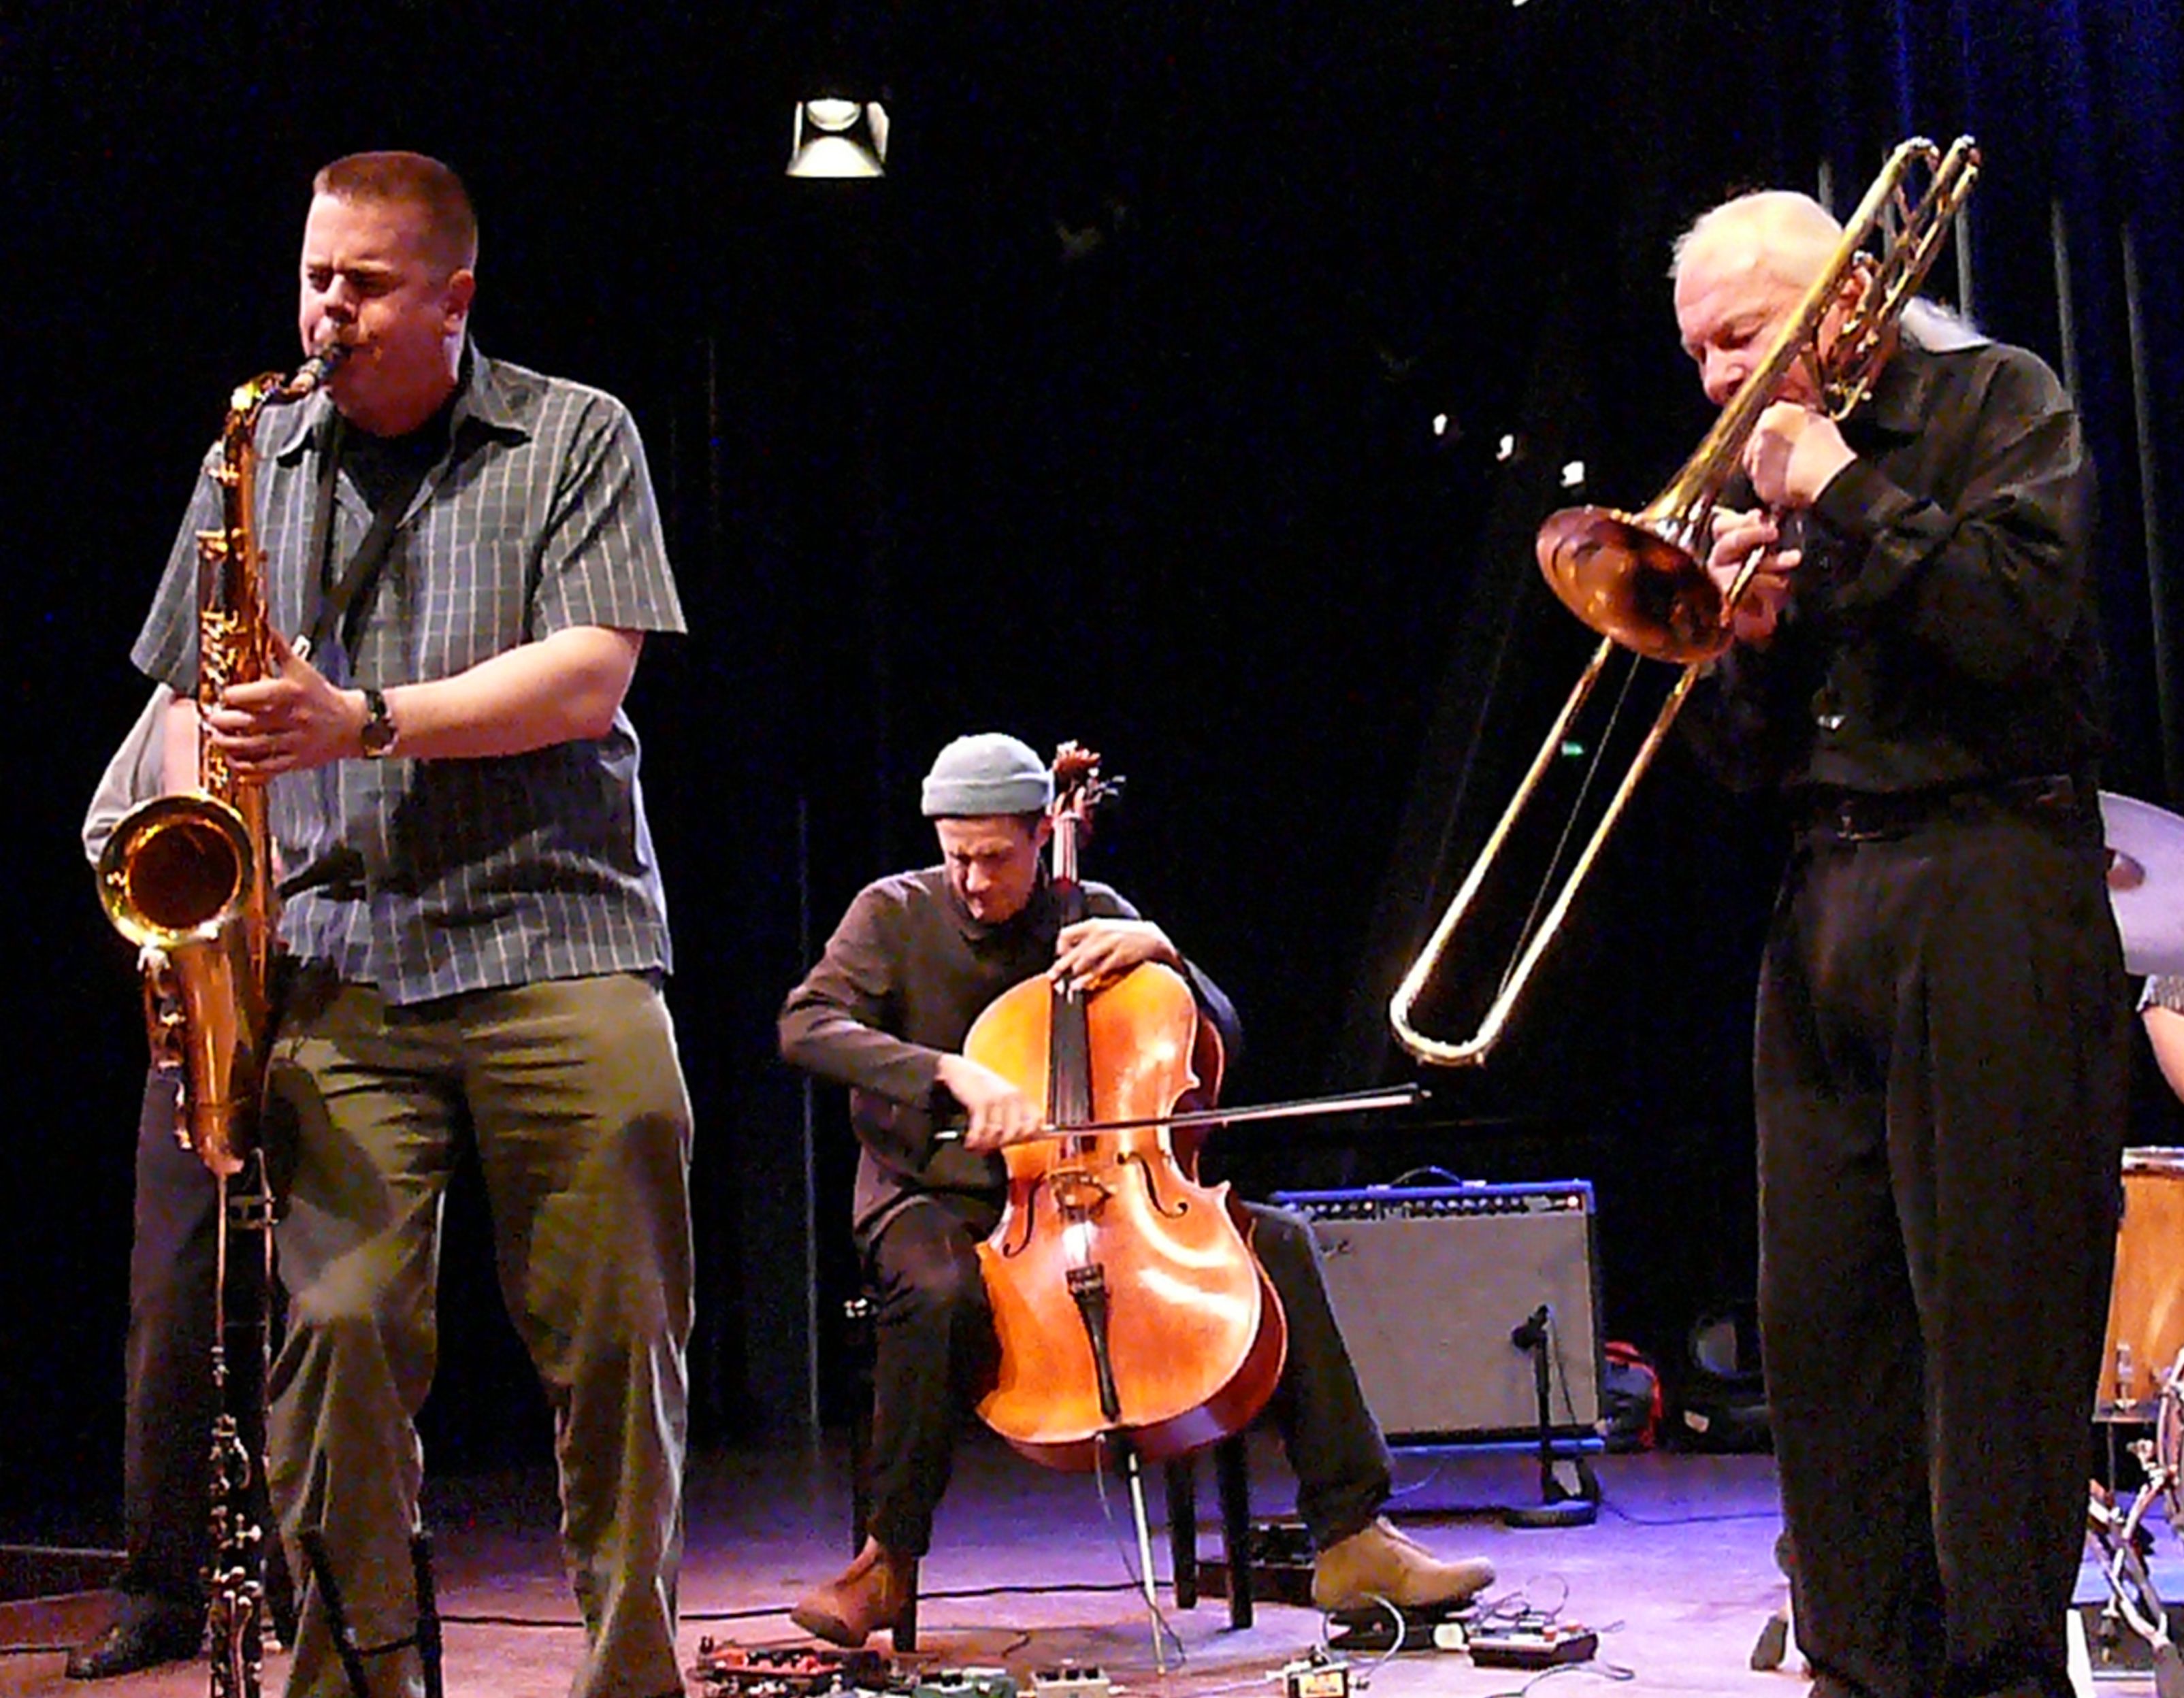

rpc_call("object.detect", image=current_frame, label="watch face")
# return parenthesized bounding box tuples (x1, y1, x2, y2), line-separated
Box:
(361, 691, 395, 755)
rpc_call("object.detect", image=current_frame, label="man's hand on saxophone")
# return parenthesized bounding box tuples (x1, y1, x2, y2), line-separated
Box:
(208, 621, 647, 775)
(203, 625, 379, 776)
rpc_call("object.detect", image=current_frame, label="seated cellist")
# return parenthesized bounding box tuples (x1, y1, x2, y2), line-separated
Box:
(778, 730, 1497, 1648)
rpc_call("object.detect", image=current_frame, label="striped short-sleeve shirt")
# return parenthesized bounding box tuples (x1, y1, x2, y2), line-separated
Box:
(131, 346, 686, 1006)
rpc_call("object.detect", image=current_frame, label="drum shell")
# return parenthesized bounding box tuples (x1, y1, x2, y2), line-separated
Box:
(2100, 1148, 2184, 1416)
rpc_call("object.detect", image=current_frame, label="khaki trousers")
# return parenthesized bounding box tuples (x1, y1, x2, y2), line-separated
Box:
(264, 973, 694, 1698)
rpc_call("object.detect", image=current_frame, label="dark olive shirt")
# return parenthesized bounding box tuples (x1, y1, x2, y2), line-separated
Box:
(1684, 329, 2104, 796)
(779, 867, 1241, 1243)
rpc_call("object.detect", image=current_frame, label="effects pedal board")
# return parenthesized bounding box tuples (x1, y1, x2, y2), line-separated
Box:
(689, 1639, 894, 1695)
(1467, 1622, 1600, 1668)
(1280, 1650, 1352, 1698)
(1196, 1518, 1318, 1609)
(1029, 1667, 1109, 1698)
(1325, 1603, 1472, 1654)
(911, 1670, 1017, 1698)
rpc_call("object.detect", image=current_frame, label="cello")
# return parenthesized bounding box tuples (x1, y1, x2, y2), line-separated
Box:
(964, 745, 1288, 1472)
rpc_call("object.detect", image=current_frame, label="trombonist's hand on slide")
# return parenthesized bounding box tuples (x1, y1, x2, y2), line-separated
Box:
(1708, 507, 1798, 648)
(1709, 399, 1858, 649)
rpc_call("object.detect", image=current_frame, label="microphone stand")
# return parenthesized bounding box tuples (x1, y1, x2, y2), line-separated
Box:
(1502, 1305, 1598, 1529)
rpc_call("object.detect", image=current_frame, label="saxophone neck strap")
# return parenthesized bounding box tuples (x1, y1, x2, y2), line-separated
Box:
(300, 415, 427, 679)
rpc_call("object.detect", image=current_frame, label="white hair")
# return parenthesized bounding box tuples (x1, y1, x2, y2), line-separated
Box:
(1671, 190, 1844, 289)
(1900, 295, 1987, 350)
(1674, 188, 1985, 344)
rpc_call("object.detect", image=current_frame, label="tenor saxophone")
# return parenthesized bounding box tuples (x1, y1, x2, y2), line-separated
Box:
(95, 346, 344, 1698)
(97, 347, 342, 1173)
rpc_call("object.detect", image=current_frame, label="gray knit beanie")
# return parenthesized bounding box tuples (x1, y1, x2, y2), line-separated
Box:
(920, 733, 1052, 818)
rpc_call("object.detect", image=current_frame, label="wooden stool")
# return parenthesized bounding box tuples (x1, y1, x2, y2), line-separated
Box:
(1163, 1433, 1258, 1629)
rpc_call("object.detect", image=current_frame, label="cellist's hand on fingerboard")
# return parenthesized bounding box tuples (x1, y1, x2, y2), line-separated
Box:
(1052, 918, 1181, 992)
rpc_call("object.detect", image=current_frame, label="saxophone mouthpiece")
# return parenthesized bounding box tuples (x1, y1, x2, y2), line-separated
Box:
(287, 340, 352, 398)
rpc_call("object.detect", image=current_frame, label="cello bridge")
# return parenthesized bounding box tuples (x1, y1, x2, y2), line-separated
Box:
(1050, 1171, 1112, 1220)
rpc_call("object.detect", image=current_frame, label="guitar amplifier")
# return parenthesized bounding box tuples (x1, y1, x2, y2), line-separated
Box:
(1269, 1181, 1603, 1442)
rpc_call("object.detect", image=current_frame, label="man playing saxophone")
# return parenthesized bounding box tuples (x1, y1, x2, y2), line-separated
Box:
(1675, 186, 2126, 1698)
(129, 151, 693, 1698)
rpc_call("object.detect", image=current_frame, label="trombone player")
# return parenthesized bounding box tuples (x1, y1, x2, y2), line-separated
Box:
(1674, 186, 2127, 1698)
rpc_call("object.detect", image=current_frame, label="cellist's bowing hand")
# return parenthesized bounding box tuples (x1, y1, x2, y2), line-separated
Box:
(934, 1054, 1048, 1152)
(1051, 918, 1181, 993)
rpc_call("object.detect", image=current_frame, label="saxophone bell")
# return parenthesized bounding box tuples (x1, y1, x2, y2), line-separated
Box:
(97, 793, 264, 1177)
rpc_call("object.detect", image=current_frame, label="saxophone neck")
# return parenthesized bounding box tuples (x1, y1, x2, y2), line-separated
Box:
(223, 342, 351, 447)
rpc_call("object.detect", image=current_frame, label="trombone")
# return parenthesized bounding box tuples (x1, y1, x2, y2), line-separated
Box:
(1389, 135, 1981, 1067)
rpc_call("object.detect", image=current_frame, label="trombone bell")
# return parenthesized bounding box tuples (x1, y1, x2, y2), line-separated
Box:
(1537, 507, 1730, 666)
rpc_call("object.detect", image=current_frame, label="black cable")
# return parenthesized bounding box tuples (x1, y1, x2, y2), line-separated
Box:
(432, 1574, 1162, 1633)
(1383, 1164, 1471, 1190)
(1591, 1497, 1780, 1529)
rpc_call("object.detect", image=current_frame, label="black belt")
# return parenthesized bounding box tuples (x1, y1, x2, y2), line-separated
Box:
(1797, 774, 2091, 843)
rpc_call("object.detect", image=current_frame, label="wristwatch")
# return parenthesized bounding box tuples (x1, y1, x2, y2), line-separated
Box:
(359, 687, 399, 759)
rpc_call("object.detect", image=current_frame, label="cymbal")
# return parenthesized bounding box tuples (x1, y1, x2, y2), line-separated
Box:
(2101, 791, 2184, 977)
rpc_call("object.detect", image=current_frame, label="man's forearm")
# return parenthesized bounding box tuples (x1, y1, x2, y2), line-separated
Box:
(357, 626, 643, 760)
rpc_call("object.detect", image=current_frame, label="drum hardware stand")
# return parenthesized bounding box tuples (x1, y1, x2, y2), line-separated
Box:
(2082, 1354, 2184, 1698)
(299, 1528, 444, 1698)
(2084, 1480, 2184, 1695)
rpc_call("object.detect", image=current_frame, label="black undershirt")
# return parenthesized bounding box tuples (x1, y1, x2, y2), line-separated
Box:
(341, 402, 451, 510)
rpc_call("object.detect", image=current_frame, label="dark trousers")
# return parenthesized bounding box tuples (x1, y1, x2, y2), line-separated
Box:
(1755, 808, 2127, 1698)
(862, 1193, 1392, 1557)
(118, 1071, 285, 1620)
(120, 1071, 218, 1611)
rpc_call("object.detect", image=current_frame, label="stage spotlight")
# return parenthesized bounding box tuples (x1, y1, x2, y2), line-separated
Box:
(787, 97, 889, 179)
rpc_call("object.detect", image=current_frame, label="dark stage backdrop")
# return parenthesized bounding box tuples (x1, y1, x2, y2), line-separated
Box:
(5, 1, 2181, 1525)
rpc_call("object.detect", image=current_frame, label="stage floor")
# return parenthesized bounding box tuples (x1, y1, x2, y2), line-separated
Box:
(0, 1437, 2169, 1697)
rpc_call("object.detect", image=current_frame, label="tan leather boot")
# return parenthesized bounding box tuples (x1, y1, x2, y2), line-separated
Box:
(791, 1537, 917, 1648)
(1309, 1517, 1495, 1612)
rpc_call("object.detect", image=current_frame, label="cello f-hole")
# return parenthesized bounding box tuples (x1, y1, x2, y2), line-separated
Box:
(1118, 1151, 1193, 1220)
(996, 1173, 1050, 1258)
